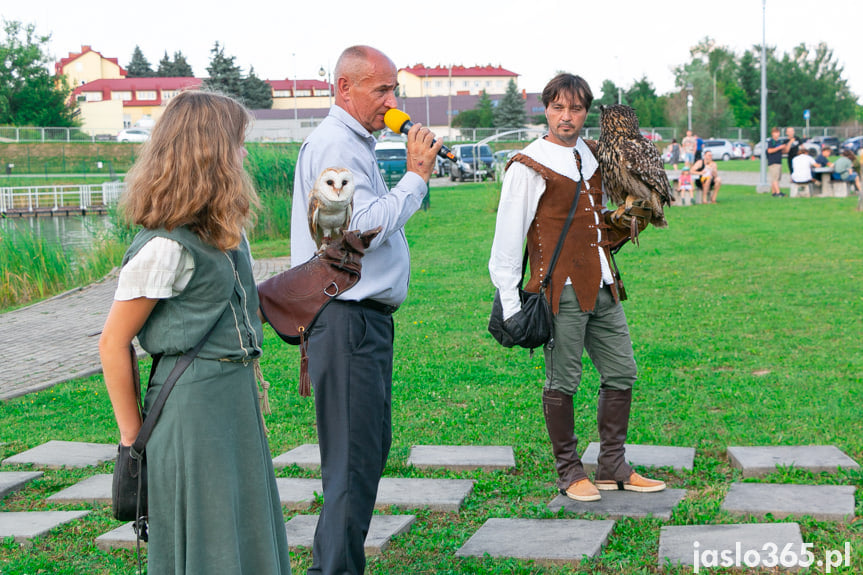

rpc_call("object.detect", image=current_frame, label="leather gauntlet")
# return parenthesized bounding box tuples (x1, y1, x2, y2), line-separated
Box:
(604, 200, 651, 247)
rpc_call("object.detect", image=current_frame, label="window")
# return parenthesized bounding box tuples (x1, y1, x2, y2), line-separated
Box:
(295, 89, 312, 97)
(162, 90, 178, 101)
(273, 90, 292, 98)
(136, 90, 156, 100)
(84, 92, 103, 102)
(316, 89, 331, 97)
(111, 91, 132, 101)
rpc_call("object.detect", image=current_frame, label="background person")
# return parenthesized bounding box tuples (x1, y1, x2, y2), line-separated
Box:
(99, 90, 292, 575)
(681, 130, 696, 167)
(488, 73, 665, 504)
(833, 149, 861, 191)
(290, 45, 440, 575)
(791, 147, 821, 193)
(677, 166, 694, 206)
(668, 138, 681, 170)
(691, 150, 721, 203)
(785, 127, 800, 174)
(766, 127, 786, 197)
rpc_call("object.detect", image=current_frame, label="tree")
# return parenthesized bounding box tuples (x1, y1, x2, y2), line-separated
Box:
(598, 80, 623, 107)
(493, 79, 526, 128)
(241, 67, 273, 109)
(171, 51, 194, 77)
(0, 19, 75, 126)
(453, 91, 494, 128)
(203, 42, 243, 99)
(158, 51, 194, 77)
(126, 45, 154, 77)
(625, 76, 666, 128)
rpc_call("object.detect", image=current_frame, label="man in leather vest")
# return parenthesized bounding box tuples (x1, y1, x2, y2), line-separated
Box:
(489, 73, 665, 501)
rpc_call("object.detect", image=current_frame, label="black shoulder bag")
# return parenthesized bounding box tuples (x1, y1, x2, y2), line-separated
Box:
(488, 173, 583, 352)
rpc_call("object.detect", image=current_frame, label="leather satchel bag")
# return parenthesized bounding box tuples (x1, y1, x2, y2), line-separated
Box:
(488, 174, 583, 352)
(257, 227, 380, 396)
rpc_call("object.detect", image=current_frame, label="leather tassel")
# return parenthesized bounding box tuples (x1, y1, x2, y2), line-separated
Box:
(253, 359, 271, 435)
(299, 328, 311, 397)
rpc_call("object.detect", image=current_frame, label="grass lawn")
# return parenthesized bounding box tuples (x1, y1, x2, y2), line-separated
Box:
(1, 182, 861, 573)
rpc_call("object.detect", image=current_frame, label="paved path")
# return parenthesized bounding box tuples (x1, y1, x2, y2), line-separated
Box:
(0, 257, 291, 401)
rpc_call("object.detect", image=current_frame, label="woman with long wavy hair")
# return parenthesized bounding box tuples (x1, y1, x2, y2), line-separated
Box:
(99, 90, 291, 574)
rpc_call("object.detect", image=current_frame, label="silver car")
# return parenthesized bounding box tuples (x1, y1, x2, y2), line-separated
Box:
(701, 139, 735, 161)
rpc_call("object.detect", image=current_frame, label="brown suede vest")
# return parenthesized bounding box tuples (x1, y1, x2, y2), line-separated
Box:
(510, 141, 618, 314)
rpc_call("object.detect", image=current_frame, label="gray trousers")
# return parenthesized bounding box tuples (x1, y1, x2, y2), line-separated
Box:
(306, 301, 394, 575)
(544, 285, 637, 394)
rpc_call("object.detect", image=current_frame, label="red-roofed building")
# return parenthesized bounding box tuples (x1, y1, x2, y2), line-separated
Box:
(71, 77, 203, 134)
(55, 46, 126, 88)
(398, 64, 519, 97)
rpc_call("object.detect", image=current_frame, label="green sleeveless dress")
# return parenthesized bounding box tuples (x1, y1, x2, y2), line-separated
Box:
(124, 227, 291, 575)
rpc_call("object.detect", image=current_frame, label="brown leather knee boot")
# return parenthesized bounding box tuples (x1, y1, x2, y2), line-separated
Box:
(595, 388, 634, 484)
(542, 388, 589, 491)
(595, 388, 665, 492)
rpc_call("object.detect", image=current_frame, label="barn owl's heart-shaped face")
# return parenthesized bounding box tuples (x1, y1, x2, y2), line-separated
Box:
(315, 168, 355, 203)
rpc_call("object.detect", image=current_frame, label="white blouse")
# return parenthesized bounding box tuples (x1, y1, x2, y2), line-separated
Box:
(114, 237, 195, 301)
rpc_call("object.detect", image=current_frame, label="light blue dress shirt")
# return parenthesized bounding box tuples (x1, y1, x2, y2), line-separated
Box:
(290, 105, 428, 307)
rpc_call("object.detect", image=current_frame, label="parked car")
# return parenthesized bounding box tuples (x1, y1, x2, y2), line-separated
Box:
(732, 141, 753, 160)
(701, 139, 735, 161)
(639, 129, 663, 142)
(840, 136, 863, 154)
(374, 141, 407, 187)
(450, 144, 495, 182)
(116, 128, 150, 142)
(801, 136, 840, 156)
(493, 149, 518, 167)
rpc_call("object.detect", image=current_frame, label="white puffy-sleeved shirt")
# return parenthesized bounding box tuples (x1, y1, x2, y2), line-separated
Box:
(488, 136, 614, 321)
(114, 237, 195, 300)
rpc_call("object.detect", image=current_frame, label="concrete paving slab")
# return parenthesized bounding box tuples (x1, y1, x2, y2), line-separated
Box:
(721, 483, 857, 522)
(0, 511, 91, 546)
(376, 478, 475, 511)
(0, 471, 43, 499)
(276, 478, 322, 510)
(727, 445, 860, 478)
(285, 514, 415, 554)
(272, 444, 320, 470)
(456, 518, 615, 564)
(1, 440, 117, 469)
(46, 474, 112, 504)
(659, 523, 804, 571)
(95, 522, 146, 551)
(548, 487, 687, 519)
(407, 445, 515, 471)
(274, 477, 475, 512)
(581, 443, 695, 472)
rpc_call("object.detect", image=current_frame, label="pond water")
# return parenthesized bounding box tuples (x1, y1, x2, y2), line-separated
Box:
(0, 215, 114, 251)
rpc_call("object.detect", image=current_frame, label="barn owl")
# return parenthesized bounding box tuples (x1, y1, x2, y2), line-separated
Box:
(596, 104, 672, 229)
(308, 167, 355, 252)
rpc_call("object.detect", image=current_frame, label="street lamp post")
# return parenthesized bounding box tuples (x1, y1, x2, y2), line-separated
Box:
(292, 53, 298, 127)
(758, 0, 768, 191)
(686, 83, 693, 132)
(319, 65, 332, 108)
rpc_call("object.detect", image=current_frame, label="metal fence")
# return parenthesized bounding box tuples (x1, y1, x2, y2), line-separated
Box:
(0, 182, 125, 213)
(0, 127, 118, 143)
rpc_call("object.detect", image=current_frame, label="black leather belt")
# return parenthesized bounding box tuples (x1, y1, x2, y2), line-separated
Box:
(355, 299, 399, 315)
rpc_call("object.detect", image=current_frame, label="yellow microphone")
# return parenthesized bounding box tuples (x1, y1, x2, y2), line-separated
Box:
(384, 109, 456, 162)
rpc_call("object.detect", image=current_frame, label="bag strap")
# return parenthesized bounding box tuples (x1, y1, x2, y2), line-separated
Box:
(520, 149, 584, 290)
(130, 250, 238, 458)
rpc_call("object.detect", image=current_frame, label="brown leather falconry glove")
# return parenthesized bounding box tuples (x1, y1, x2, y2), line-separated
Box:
(604, 199, 652, 249)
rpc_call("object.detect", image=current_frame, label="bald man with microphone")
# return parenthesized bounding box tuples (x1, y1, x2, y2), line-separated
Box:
(290, 45, 441, 575)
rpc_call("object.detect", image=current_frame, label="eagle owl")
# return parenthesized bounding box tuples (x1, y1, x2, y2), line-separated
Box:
(596, 104, 672, 229)
(308, 167, 355, 252)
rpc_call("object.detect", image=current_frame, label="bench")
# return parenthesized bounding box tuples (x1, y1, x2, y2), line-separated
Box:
(812, 167, 851, 197)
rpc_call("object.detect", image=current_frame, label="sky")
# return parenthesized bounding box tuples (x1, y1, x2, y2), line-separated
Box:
(4, 0, 863, 109)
